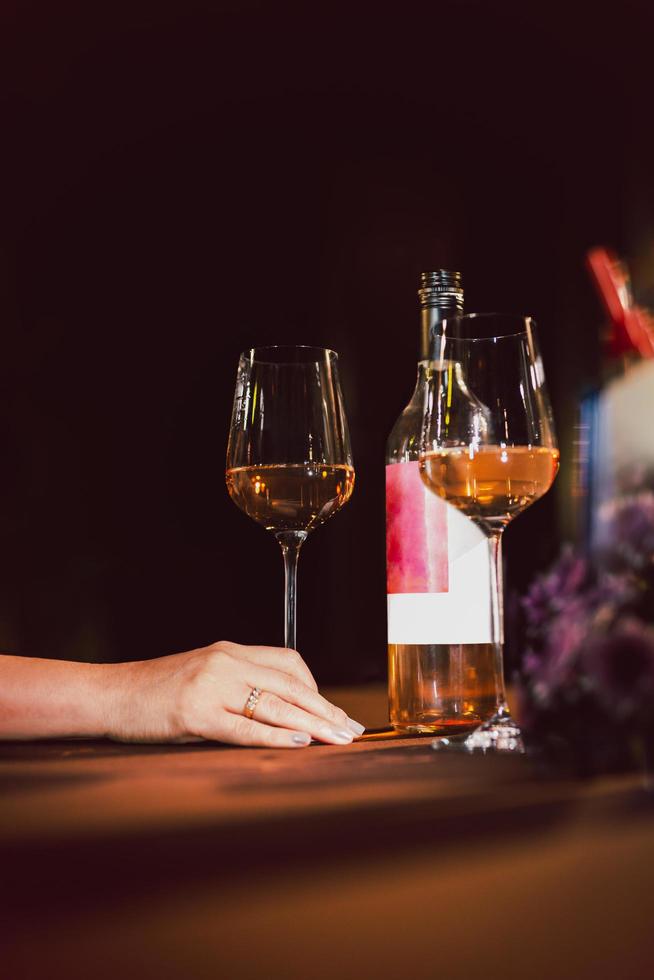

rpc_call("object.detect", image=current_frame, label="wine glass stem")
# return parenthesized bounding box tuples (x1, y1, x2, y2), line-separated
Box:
(487, 528, 508, 710)
(276, 531, 306, 651)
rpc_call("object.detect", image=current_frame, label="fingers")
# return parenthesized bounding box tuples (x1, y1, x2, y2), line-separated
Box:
(215, 641, 318, 692)
(198, 642, 366, 748)
(239, 664, 364, 737)
(248, 691, 356, 745)
(215, 715, 312, 749)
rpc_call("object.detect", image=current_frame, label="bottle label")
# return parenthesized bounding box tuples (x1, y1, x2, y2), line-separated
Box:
(386, 461, 449, 593)
(386, 462, 492, 644)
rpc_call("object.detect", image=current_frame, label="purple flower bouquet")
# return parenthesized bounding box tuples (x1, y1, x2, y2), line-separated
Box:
(516, 480, 654, 774)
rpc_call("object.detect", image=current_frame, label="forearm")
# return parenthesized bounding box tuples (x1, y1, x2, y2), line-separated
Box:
(0, 654, 117, 740)
(0, 642, 361, 747)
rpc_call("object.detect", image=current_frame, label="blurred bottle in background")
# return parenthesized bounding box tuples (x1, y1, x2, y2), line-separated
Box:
(575, 247, 654, 546)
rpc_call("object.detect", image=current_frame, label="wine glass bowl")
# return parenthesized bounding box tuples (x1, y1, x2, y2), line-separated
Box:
(419, 314, 559, 752)
(420, 444, 560, 527)
(419, 314, 559, 530)
(225, 463, 355, 534)
(226, 346, 354, 650)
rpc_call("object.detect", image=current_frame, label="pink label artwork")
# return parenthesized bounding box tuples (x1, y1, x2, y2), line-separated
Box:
(386, 461, 449, 594)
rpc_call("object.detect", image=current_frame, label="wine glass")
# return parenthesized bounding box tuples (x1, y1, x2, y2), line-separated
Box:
(419, 314, 559, 752)
(226, 346, 355, 651)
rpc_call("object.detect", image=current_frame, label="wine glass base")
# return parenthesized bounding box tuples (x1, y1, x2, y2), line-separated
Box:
(432, 709, 525, 755)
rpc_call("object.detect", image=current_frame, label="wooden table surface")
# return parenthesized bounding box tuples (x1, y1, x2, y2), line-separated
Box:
(2, 684, 654, 980)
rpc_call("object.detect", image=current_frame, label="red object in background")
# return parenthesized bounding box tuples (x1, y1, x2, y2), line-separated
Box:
(625, 306, 654, 358)
(586, 247, 654, 359)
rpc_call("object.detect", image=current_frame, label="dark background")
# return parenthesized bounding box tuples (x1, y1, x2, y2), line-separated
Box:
(1, 0, 652, 682)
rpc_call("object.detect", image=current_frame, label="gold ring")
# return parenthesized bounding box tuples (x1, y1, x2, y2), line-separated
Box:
(244, 686, 262, 719)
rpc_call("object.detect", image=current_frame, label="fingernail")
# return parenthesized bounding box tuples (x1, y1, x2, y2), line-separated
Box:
(346, 717, 366, 736)
(322, 727, 354, 745)
(291, 733, 311, 746)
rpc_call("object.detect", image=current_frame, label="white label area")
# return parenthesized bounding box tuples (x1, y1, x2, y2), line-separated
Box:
(387, 505, 492, 644)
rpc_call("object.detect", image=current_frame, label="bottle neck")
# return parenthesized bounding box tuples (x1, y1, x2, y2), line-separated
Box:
(419, 303, 464, 360)
(412, 357, 445, 393)
(408, 359, 438, 408)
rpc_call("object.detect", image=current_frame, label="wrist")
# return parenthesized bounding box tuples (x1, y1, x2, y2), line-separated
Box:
(96, 661, 134, 740)
(68, 661, 119, 739)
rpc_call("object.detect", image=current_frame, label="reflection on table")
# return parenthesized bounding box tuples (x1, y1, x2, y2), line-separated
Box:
(1, 684, 653, 980)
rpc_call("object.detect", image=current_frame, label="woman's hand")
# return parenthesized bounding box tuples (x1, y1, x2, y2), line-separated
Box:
(105, 640, 365, 747)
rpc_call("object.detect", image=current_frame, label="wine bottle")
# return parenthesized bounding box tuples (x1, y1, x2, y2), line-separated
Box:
(385, 271, 495, 734)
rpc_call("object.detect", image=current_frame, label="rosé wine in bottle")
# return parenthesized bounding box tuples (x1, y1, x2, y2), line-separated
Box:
(386, 272, 495, 734)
